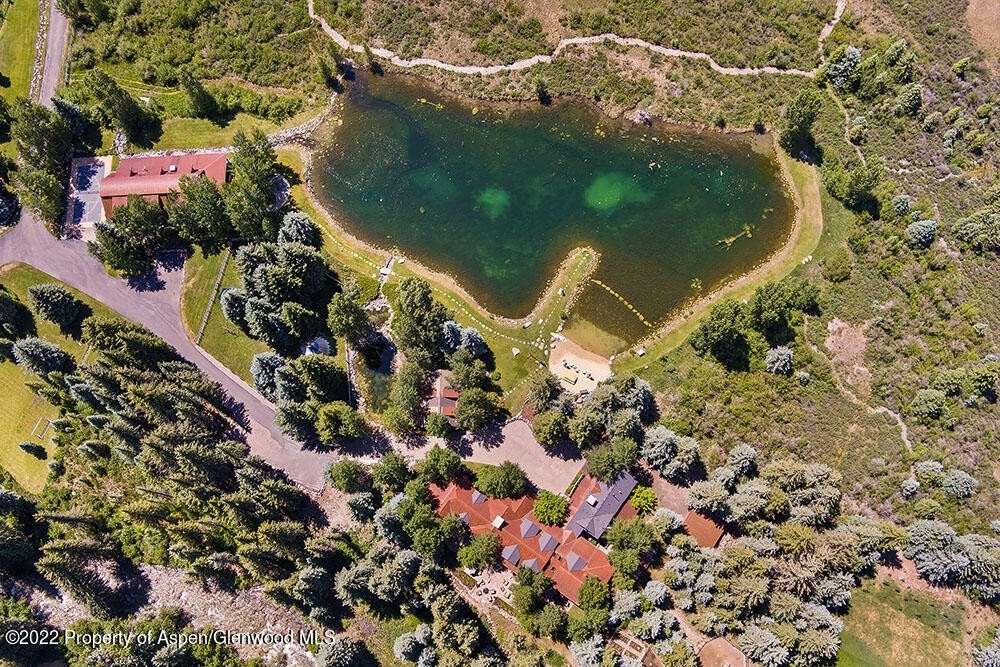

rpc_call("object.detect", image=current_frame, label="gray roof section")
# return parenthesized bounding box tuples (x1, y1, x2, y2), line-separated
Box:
(522, 558, 540, 573)
(566, 551, 585, 572)
(520, 518, 541, 538)
(502, 544, 520, 565)
(471, 490, 487, 504)
(567, 471, 638, 540)
(538, 532, 559, 552)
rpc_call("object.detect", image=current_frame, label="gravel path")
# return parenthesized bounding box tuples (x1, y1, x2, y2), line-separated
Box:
(307, 0, 846, 78)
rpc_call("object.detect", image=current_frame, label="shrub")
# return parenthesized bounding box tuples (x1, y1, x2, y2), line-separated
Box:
(910, 389, 946, 421)
(941, 469, 978, 498)
(764, 346, 794, 375)
(821, 248, 852, 282)
(932, 368, 966, 396)
(894, 83, 923, 115)
(906, 219, 937, 248)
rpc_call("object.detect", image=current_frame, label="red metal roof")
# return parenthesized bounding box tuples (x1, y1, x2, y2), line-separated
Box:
(100, 152, 228, 204)
(682, 510, 725, 549)
(430, 481, 615, 605)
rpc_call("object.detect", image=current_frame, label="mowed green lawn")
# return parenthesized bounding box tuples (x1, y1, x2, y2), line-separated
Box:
(0, 263, 118, 493)
(0, 0, 39, 104)
(184, 252, 268, 384)
(180, 249, 227, 338)
(837, 578, 967, 667)
(0, 0, 41, 157)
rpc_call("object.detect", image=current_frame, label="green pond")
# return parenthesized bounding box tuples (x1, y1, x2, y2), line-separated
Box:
(314, 76, 794, 348)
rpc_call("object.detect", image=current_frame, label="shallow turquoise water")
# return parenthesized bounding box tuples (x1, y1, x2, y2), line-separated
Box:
(314, 75, 794, 344)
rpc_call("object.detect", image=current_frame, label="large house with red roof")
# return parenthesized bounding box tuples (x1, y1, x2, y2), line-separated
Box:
(99, 152, 229, 218)
(430, 471, 638, 605)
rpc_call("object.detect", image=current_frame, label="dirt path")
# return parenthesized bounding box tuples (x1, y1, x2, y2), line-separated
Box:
(803, 316, 914, 454)
(307, 0, 845, 78)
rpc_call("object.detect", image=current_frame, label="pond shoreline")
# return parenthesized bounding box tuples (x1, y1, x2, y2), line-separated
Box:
(276, 81, 819, 361)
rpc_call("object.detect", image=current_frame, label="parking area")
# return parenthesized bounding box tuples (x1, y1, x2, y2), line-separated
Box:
(65, 156, 113, 242)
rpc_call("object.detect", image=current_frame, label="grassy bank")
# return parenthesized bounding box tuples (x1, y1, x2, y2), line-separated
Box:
(0, 263, 117, 492)
(0, 0, 39, 104)
(182, 251, 268, 385)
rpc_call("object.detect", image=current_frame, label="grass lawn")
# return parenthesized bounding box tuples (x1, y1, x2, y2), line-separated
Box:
(180, 249, 227, 339)
(154, 113, 282, 151)
(0, 263, 118, 493)
(0, 0, 39, 104)
(837, 579, 966, 667)
(195, 255, 269, 384)
(0, 0, 41, 158)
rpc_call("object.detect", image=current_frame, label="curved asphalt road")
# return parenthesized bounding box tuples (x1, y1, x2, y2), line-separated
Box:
(0, 216, 335, 490)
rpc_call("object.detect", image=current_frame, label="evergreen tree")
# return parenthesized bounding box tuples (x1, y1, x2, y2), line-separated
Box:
(92, 194, 168, 275)
(27, 283, 84, 328)
(166, 174, 232, 254)
(85, 69, 148, 142)
(11, 337, 73, 374)
(177, 68, 217, 118)
(277, 210, 320, 247)
(224, 128, 277, 239)
(779, 88, 822, 156)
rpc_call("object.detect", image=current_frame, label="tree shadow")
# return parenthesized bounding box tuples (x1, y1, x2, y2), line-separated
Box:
(273, 162, 302, 188)
(0, 72, 10, 88)
(446, 433, 472, 457)
(463, 424, 504, 450)
(58, 302, 93, 340)
(543, 438, 582, 462)
(710, 333, 751, 372)
(126, 270, 166, 293)
(109, 559, 152, 616)
(157, 249, 188, 273)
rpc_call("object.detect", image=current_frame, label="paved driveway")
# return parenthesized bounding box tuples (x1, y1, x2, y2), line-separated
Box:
(0, 219, 582, 495)
(0, 213, 336, 490)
